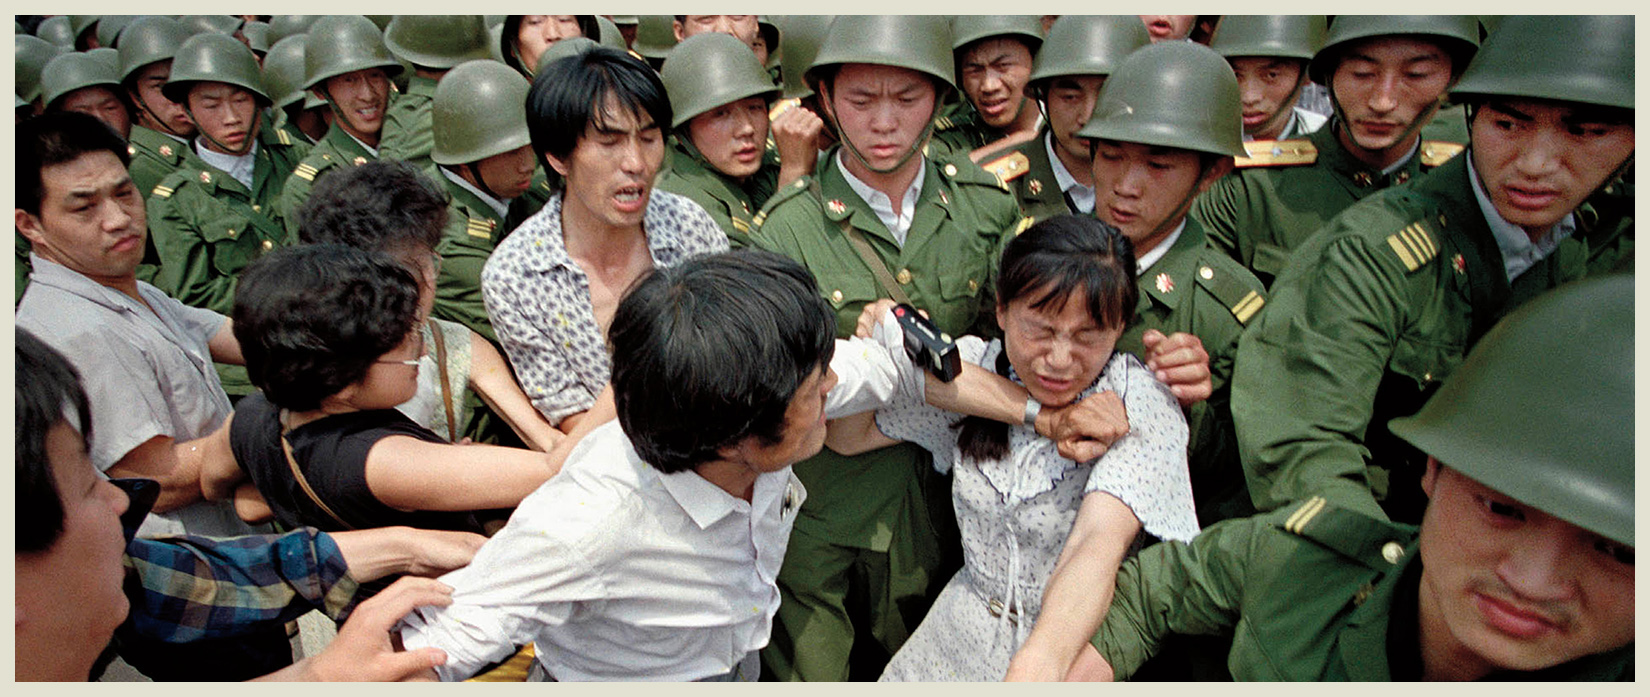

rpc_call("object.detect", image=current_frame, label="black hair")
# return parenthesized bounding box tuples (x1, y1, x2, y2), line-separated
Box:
(526, 44, 672, 166)
(609, 249, 837, 474)
(297, 160, 447, 256)
(15, 112, 131, 216)
(957, 214, 1139, 462)
(502, 15, 601, 77)
(232, 244, 422, 412)
(15, 328, 95, 554)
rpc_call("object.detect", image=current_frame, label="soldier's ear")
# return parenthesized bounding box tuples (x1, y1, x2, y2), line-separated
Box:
(1420, 457, 1442, 499)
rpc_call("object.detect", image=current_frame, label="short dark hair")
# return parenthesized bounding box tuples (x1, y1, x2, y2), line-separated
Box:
(232, 244, 422, 412)
(526, 45, 672, 164)
(609, 250, 837, 474)
(297, 160, 447, 256)
(15, 327, 95, 554)
(15, 112, 131, 216)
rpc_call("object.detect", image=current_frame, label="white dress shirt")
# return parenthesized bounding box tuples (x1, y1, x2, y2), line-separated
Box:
(836, 150, 926, 245)
(1045, 132, 1095, 214)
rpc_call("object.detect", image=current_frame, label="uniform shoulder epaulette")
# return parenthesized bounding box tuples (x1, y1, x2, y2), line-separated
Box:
(1419, 140, 1465, 168)
(274, 128, 292, 146)
(151, 184, 175, 199)
(1383, 219, 1440, 273)
(937, 157, 1009, 193)
(1234, 138, 1318, 169)
(752, 175, 817, 228)
(1277, 495, 1417, 570)
(979, 150, 1031, 188)
(465, 217, 496, 240)
(293, 162, 321, 182)
(149, 169, 198, 200)
(1193, 253, 1267, 326)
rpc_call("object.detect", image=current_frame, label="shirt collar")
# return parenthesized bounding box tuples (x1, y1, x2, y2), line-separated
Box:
(835, 150, 926, 243)
(514, 192, 690, 273)
(193, 139, 259, 190)
(26, 254, 144, 314)
(1136, 219, 1187, 273)
(440, 167, 511, 219)
(1466, 153, 1575, 281)
(657, 467, 746, 529)
(1044, 131, 1094, 213)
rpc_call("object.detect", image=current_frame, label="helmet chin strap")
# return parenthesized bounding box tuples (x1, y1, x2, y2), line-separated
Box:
(820, 83, 935, 176)
(462, 162, 507, 201)
(185, 103, 258, 157)
(133, 89, 191, 139)
(1329, 76, 1445, 158)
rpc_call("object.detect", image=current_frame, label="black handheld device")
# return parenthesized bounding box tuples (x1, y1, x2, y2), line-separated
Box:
(893, 304, 962, 382)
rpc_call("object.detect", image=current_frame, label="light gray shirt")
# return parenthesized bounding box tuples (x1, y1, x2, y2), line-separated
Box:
(16, 256, 256, 539)
(194, 139, 258, 190)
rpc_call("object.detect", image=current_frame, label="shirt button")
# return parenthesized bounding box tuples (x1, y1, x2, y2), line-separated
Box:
(895, 269, 912, 285)
(1381, 541, 1405, 564)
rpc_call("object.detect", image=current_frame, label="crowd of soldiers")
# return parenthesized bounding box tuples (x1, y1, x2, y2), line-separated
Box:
(13, 14, 1633, 682)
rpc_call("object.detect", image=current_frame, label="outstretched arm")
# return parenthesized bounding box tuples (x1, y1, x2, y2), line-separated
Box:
(256, 576, 455, 682)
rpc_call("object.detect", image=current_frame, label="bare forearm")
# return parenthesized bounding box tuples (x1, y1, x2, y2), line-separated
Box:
(923, 362, 1030, 424)
(1009, 494, 1140, 679)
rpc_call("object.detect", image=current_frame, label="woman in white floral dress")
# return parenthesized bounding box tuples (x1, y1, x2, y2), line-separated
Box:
(826, 215, 1201, 682)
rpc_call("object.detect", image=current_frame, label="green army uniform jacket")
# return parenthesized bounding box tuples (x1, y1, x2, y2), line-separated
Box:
(1125, 218, 1267, 525)
(431, 169, 554, 346)
(268, 107, 317, 147)
(378, 75, 436, 172)
(277, 123, 378, 239)
(750, 147, 1023, 548)
(1193, 112, 1469, 287)
(1232, 153, 1633, 524)
(655, 136, 779, 248)
(147, 127, 309, 396)
(1092, 496, 1633, 680)
(974, 127, 1079, 223)
(128, 125, 193, 283)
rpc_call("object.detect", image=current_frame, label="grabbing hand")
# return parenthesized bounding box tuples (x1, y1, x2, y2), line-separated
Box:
(1141, 330, 1211, 407)
(1037, 391, 1129, 462)
(772, 106, 826, 188)
(291, 577, 454, 681)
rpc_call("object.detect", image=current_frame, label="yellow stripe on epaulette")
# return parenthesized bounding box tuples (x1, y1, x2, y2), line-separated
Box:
(751, 210, 768, 227)
(1284, 496, 1328, 534)
(731, 218, 751, 233)
(465, 218, 494, 240)
(294, 163, 319, 181)
(1419, 140, 1465, 168)
(275, 129, 292, 146)
(1385, 222, 1438, 272)
(981, 151, 1031, 187)
(935, 116, 954, 131)
(1234, 138, 1318, 168)
(1231, 290, 1265, 325)
(1012, 216, 1034, 237)
(152, 185, 174, 199)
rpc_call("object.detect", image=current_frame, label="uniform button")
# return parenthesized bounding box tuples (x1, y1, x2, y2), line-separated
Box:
(967, 279, 978, 292)
(1353, 172, 1373, 187)
(1394, 171, 1410, 185)
(831, 289, 844, 303)
(1381, 541, 1405, 564)
(1438, 213, 1447, 227)
(1199, 266, 1214, 280)
(227, 228, 237, 238)
(1422, 372, 1432, 383)
(261, 240, 273, 251)
(895, 269, 912, 285)
(943, 163, 958, 177)
(252, 204, 261, 213)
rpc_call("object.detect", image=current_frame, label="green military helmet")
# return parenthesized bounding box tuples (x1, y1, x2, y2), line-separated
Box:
(1389, 274, 1634, 546)
(757, 16, 782, 69)
(1450, 15, 1632, 111)
(1077, 41, 1246, 158)
(262, 34, 324, 111)
(633, 15, 678, 59)
(534, 36, 599, 76)
(777, 15, 831, 100)
(661, 32, 781, 129)
(302, 15, 403, 91)
(384, 15, 492, 70)
(1209, 15, 1327, 61)
(1308, 15, 1479, 86)
(86, 47, 121, 74)
(241, 21, 271, 54)
(950, 15, 1044, 53)
(180, 15, 244, 37)
(118, 16, 192, 84)
(595, 16, 628, 51)
(267, 15, 320, 46)
(1028, 15, 1150, 88)
(609, 16, 638, 27)
(16, 34, 65, 103)
(807, 15, 955, 97)
(39, 51, 123, 111)
(36, 16, 76, 48)
(96, 15, 137, 49)
(431, 59, 533, 166)
(485, 15, 506, 29)
(499, 15, 602, 75)
(69, 15, 99, 46)
(163, 32, 270, 105)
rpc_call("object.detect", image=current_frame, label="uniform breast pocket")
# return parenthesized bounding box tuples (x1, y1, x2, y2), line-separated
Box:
(820, 273, 880, 336)
(199, 215, 260, 277)
(1389, 333, 1466, 393)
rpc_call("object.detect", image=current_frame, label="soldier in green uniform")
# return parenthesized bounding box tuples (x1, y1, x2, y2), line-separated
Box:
(769, 15, 836, 153)
(631, 15, 678, 69)
(1233, 15, 1635, 526)
(146, 32, 309, 400)
(1070, 275, 1633, 681)
(276, 15, 403, 238)
(499, 15, 598, 79)
(750, 15, 1026, 681)
(35, 15, 75, 50)
(1191, 16, 1480, 287)
(260, 33, 327, 145)
(119, 17, 197, 197)
(379, 15, 493, 172)
(1209, 15, 1328, 142)
(266, 14, 320, 47)
(40, 51, 131, 139)
(929, 16, 1045, 161)
(974, 15, 1150, 223)
(657, 33, 821, 247)
(95, 15, 135, 50)
(16, 33, 65, 115)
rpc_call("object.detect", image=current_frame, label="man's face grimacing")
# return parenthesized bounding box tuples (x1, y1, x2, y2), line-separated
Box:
(824, 64, 938, 175)
(1090, 140, 1226, 252)
(15, 150, 147, 283)
(548, 96, 666, 232)
(1331, 37, 1453, 152)
(1470, 99, 1634, 238)
(321, 67, 391, 145)
(958, 37, 1035, 130)
(1230, 57, 1305, 140)
(188, 82, 260, 155)
(1043, 75, 1106, 165)
(724, 364, 838, 476)
(687, 96, 770, 180)
(1417, 461, 1634, 679)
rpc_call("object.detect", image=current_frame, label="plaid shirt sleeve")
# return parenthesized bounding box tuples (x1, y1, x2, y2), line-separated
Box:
(121, 528, 361, 643)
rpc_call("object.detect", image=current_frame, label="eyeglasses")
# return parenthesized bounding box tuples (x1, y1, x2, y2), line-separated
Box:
(375, 330, 425, 367)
